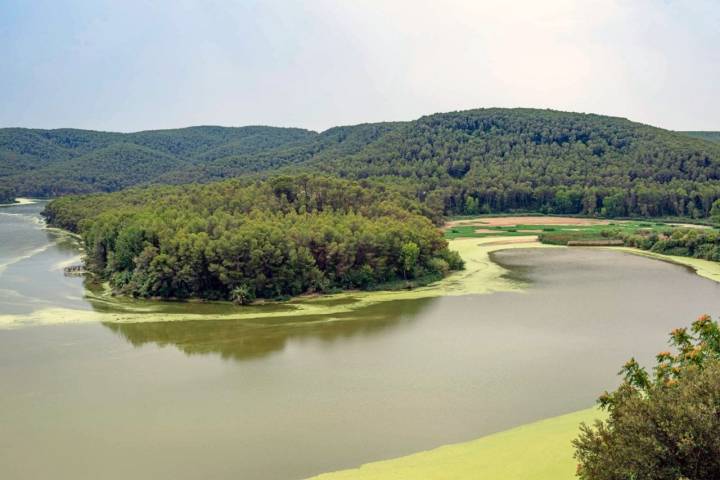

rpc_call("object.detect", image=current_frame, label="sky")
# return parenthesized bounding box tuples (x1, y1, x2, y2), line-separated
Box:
(1, 0, 718, 132)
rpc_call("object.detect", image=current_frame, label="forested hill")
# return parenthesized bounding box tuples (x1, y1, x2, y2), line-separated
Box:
(7, 108, 720, 218)
(0, 125, 316, 198)
(305, 109, 720, 218)
(682, 131, 720, 144)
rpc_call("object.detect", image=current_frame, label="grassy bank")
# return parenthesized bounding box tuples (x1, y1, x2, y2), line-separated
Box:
(444, 219, 704, 241)
(309, 408, 603, 480)
(443, 217, 720, 283)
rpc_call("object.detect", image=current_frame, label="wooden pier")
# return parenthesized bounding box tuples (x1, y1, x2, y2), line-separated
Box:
(63, 264, 86, 276)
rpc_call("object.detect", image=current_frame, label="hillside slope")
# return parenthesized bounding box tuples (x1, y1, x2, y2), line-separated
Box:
(5, 109, 720, 217)
(0, 126, 317, 197)
(301, 109, 720, 217)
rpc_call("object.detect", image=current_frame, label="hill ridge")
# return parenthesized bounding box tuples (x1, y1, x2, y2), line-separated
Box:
(2, 108, 720, 219)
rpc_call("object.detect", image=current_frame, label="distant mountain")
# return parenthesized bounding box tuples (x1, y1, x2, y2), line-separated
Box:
(0, 126, 316, 197)
(3, 108, 720, 217)
(682, 131, 720, 144)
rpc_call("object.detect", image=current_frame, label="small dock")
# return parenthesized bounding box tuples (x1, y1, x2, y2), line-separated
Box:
(63, 264, 86, 276)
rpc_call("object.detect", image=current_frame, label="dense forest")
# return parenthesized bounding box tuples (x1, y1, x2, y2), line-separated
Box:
(7, 109, 720, 219)
(0, 126, 315, 197)
(44, 176, 463, 301)
(620, 227, 720, 261)
(307, 110, 720, 218)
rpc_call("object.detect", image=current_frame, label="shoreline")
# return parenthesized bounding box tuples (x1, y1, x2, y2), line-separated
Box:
(0, 236, 556, 328)
(605, 246, 720, 283)
(0, 197, 39, 207)
(47, 211, 720, 312)
(302, 243, 720, 480)
(4, 233, 720, 329)
(5, 222, 719, 476)
(308, 407, 604, 480)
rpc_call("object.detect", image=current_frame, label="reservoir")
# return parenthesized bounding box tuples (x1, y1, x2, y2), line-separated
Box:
(2, 201, 720, 480)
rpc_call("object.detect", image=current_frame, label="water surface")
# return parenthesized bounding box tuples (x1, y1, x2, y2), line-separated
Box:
(2, 202, 720, 479)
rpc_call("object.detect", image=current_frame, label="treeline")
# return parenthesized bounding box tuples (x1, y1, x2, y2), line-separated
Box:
(44, 176, 463, 302)
(304, 109, 720, 219)
(412, 182, 720, 219)
(621, 227, 720, 261)
(541, 223, 720, 262)
(7, 109, 720, 220)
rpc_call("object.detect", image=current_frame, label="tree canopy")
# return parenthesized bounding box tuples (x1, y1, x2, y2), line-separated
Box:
(6, 109, 720, 219)
(0, 125, 315, 197)
(44, 175, 463, 301)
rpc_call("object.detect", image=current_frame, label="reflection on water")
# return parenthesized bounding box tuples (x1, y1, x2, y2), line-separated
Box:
(103, 298, 435, 362)
(86, 287, 300, 315)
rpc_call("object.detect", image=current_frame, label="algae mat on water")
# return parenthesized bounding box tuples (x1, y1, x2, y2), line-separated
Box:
(309, 408, 602, 480)
(0, 237, 555, 328)
(607, 247, 720, 284)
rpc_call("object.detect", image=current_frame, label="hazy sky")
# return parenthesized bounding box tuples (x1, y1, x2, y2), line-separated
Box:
(1, 0, 718, 132)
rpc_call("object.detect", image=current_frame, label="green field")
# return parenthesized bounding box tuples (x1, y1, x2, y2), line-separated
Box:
(310, 408, 603, 480)
(445, 222, 673, 239)
(444, 221, 680, 241)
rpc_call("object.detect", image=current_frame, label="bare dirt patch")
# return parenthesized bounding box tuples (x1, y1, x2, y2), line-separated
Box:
(445, 216, 611, 228)
(667, 223, 713, 229)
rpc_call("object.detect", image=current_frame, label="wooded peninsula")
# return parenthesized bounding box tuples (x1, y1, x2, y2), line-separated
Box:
(43, 176, 463, 302)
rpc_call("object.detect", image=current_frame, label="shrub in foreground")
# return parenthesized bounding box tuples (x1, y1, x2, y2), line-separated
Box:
(574, 315, 720, 480)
